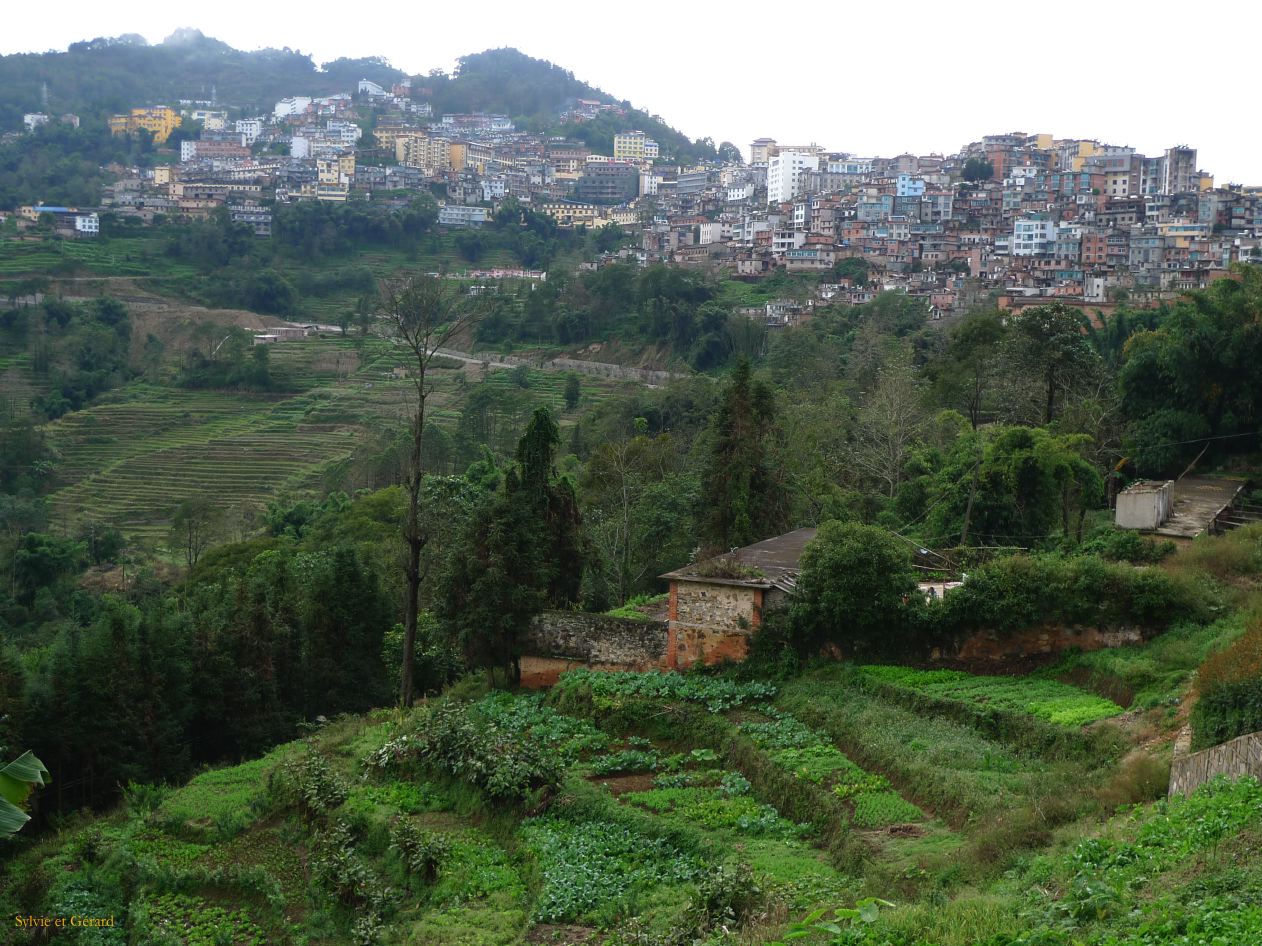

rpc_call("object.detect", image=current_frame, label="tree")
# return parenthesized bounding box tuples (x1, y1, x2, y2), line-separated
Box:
(563, 373, 582, 411)
(699, 359, 786, 552)
(582, 432, 695, 601)
(171, 498, 221, 569)
(932, 309, 1008, 429)
(848, 356, 926, 498)
(1003, 304, 1099, 425)
(437, 408, 584, 685)
(921, 426, 1103, 546)
(377, 275, 481, 707)
(788, 521, 919, 659)
(961, 157, 994, 182)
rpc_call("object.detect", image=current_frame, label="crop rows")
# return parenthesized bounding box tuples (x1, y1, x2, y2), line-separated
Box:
(858, 665, 1125, 727)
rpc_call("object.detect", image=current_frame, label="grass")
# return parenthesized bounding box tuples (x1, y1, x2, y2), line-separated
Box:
(154, 743, 296, 837)
(858, 665, 1125, 726)
(1044, 612, 1249, 709)
(778, 666, 1068, 825)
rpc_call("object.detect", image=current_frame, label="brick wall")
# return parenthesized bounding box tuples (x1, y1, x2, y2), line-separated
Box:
(950, 625, 1143, 662)
(1168, 731, 1262, 798)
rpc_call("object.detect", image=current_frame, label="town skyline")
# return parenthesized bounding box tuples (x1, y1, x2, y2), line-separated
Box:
(3, 1, 1261, 184)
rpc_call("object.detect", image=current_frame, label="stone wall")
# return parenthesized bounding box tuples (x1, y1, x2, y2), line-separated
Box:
(672, 580, 761, 632)
(520, 611, 670, 687)
(1168, 731, 1262, 798)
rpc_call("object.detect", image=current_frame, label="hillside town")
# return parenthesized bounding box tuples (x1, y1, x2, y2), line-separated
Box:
(12, 81, 1262, 325)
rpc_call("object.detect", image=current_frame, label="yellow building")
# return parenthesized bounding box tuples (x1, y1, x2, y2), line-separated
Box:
(613, 131, 659, 163)
(152, 166, 172, 186)
(316, 154, 356, 186)
(537, 202, 600, 228)
(396, 135, 451, 172)
(109, 106, 182, 144)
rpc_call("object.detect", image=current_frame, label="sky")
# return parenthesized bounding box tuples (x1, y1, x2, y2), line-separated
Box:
(5, 0, 1261, 184)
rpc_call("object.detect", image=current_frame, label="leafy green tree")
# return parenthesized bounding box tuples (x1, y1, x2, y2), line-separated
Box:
(930, 309, 1008, 429)
(789, 521, 920, 659)
(563, 373, 582, 411)
(961, 157, 994, 182)
(1119, 267, 1262, 474)
(699, 359, 787, 552)
(918, 426, 1103, 546)
(1003, 304, 1100, 424)
(378, 275, 481, 706)
(582, 432, 697, 600)
(437, 408, 584, 684)
(171, 498, 222, 568)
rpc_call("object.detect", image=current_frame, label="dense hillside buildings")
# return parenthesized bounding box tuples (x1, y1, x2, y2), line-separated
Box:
(62, 78, 1262, 314)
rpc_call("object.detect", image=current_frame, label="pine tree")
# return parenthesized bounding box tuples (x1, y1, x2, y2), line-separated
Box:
(699, 359, 786, 551)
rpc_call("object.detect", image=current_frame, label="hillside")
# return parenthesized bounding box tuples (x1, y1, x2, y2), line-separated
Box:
(426, 48, 717, 163)
(0, 30, 405, 127)
(0, 36, 716, 163)
(4, 647, 1259, 945)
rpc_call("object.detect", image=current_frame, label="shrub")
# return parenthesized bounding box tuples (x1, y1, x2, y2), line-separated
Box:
(1191, 624, 1262, 749)
(1077, 528, 1176, 564)
(367, 694, 607, 804)
(789, 520, 921, 660)
(934, 552, 1202, 641)
(389, 820, 449, 884)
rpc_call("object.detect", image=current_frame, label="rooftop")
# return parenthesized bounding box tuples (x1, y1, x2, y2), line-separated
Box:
(662, 527, 818, 591)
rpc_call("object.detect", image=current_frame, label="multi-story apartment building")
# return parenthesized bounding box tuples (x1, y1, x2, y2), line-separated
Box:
(767, 151, 821, 203)
(575, 162, 640, 204)
(1012, 213, 1057, 256)
(438, 205, 490, 228)
(108, 106, 181, 143)
(613, 131, 660, 162)
(396, 135, 452, 173)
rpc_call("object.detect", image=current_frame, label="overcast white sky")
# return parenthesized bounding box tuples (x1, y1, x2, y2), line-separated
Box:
(5, 0, 1260, 183)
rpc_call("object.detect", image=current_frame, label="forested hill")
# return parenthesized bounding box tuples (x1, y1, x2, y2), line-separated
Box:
(0, 36, 718, 162)
(0, 30, 407, 128)
(426, 48, 718, 162)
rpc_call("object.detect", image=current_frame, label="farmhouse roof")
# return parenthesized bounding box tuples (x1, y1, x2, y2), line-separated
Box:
(662, 527, 818, 592)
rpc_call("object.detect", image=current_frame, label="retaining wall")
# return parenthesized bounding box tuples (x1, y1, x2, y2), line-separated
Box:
(1168, 730, 1262, 798)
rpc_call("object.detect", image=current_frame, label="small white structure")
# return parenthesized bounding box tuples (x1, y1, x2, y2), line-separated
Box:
(1115, 479, 1173, 531)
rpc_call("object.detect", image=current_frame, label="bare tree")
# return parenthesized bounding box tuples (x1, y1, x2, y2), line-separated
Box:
(848, 358, 926, 498)
(377, 275, 481, 707)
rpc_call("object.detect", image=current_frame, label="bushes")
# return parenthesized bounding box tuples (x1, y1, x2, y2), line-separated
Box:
(366, 694, 608, 804)
(1191, 624, 1262, 749)
(1077, 528, 1176, 565)
(553, 669, 776, 713)
(933, 553, 1201, 642)
(789, 520, 921, 660)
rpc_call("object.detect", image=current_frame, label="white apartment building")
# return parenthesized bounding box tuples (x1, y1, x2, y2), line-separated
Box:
(273, 97, 312, 119)
(767, 150, 820, 203)
(1012, 214, 1057, 256)
(236, 118, 264, 145)
(439, 205, 490, 227)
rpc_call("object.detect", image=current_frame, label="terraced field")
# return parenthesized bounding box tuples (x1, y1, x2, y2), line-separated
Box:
(10, 658, 1227, 946)
(39, 337, 631, 546)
